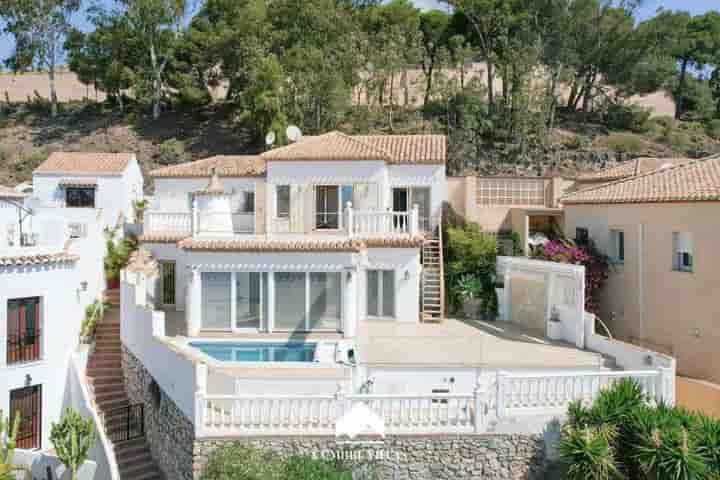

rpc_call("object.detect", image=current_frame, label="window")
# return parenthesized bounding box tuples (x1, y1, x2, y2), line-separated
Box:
(575, 228, 589, 246)
(10, 385, 42, 450)
(201, 273, 232, 330)
(236, 272, 264, 329)
(242, 191, 255, 213)
(6, 297, 41, 364)
(274, 272, 306, 330)
(476, 178, 545, 206)
(160, 262, 176, 306)
(315, 186, 340, 229)
(367, 270, 395, 318)
(610, 229, 625, 263)
(673, 232, 694, 272)
(65, 187, 95, 208)
(276, 185, 290, 218)
(309, 272, 342, 330)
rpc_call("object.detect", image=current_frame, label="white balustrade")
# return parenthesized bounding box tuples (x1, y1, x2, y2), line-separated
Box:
(145, 212, 192, 235)
(350, 208, 418, 237)
(496, 370, 664, 417)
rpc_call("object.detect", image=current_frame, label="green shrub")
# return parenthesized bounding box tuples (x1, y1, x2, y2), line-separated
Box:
(705, 119, 720, 140)
(563, 135, 586, 150)
(81, 300, 108, 339)
(155, 138, 188, 165)
(50, 408, 95, 480)
(604, 103, 651, 133)
(604, 133, 643, 154)
(199, 444, 357, 480)
(560, 380, 720, 480)
(444, 222, 498, 317)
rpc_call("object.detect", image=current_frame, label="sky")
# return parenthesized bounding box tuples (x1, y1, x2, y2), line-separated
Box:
(0, 0, 716, 67)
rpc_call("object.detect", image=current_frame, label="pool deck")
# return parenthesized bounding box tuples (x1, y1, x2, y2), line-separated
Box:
(161, 310, 604, 370)
(357, 318, 605, 369)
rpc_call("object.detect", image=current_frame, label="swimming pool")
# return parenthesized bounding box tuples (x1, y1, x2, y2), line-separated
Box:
(189, 342, 317, 363)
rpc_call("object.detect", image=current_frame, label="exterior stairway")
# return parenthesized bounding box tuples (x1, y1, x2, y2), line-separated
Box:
(86, 289, 163, 480)
(421, 230, 444, 323)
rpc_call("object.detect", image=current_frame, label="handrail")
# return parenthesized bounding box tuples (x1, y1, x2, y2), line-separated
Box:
(504, 370, 659, 379)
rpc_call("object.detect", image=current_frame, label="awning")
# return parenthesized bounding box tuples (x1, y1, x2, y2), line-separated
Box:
(59, 178, 98, 188)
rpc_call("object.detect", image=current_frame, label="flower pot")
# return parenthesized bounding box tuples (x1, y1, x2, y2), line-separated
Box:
(462, 299, 482, 318)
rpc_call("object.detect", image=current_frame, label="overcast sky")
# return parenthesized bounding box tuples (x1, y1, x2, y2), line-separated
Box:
(0, 0, 716, 68)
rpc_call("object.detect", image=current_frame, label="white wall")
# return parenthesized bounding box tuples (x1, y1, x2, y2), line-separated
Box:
(120, 276, 199, 420)
(152, 177, 258, 212)
(387, 164, 445, 228)
(0, 214, 104, 450)
(362, 248, 421, 323)
(33, 158, 143, 229)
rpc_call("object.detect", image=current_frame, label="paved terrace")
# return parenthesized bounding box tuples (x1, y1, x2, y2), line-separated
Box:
(358, 318, 605, 369)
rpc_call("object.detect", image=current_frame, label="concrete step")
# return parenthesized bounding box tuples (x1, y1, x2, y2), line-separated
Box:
(115, 439, 150, 459)
(94, 390, 128, 405)
(118, 450, 153, 469)
(88, 374, 124, 385)
(91, 381, 125, 395)
(119, 462, 160, 480)
(97, 397, 130, 412)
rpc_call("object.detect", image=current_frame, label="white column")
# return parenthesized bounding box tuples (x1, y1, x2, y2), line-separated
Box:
(266, 184, 274, 238)
(267, 272, 275, 333)
(188, 269, 202, 336)
(473, 376, 486, 433)
(410, 204, 419, 236)
(345, 202, 354, 238)
(191, 196, 199, 237)
(342, 269, 358, 339)
(230, 272, 237, 333)
(194, 363, 208, 433)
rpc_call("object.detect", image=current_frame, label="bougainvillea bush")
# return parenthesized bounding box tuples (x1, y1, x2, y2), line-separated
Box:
(533, 240, 609, 314)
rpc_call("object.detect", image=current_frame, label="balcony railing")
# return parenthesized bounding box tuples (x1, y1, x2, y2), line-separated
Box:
(347, 208, 419, 237)
(145, 212, 192, 236)
(6, 333, 42, 364)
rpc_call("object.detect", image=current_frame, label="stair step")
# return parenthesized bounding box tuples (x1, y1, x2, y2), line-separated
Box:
(119, 462, 159, 479)
(115, 440, 150, 458)
(118, 451, 153, 469)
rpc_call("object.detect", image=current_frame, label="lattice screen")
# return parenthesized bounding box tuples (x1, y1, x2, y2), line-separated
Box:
(476, 178, 546, 206)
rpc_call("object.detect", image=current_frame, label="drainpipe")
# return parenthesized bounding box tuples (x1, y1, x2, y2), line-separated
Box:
(638, 224, 645, 342)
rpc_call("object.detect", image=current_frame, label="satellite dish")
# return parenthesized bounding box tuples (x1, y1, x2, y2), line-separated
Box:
(265, 131, 276, 146)
(286, 125, 303, 143)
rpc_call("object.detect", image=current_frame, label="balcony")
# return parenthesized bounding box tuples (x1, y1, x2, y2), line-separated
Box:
(143, 206, 420, 239)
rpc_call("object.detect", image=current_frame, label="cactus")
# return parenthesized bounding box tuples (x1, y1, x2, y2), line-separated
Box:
(50, 408, 95, 480)
(0, 409, 21, 480)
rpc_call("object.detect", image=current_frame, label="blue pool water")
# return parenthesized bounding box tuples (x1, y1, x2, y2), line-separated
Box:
(189, 342, 317, 362)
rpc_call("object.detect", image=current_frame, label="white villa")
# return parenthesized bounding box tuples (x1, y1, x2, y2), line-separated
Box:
(111, 132, 677, 480)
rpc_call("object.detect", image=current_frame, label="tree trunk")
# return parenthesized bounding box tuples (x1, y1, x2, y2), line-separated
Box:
(424, 60, 434, 107)
(402, 69, 409, 106)
(48, 61, 57, 118)
(486, 60, 495, 112)
(149, 42, 163, 120)
(675, 58, 688, 120)
(581, 69, 595, 113)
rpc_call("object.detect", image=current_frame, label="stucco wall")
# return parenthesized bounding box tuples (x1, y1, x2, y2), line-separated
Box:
(563, 202, 720, 383)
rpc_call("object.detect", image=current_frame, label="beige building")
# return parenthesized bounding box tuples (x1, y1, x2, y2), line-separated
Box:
(562, 155, 720, 384)
(446, 176, 567, 254)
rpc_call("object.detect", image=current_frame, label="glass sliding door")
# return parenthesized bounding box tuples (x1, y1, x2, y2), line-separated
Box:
(201, 273, 231, 330)
(309, 272, 342, 330)
(274, 272, 306, 331)
(410, 187, 431, 232)
(236, 272, 262, 330)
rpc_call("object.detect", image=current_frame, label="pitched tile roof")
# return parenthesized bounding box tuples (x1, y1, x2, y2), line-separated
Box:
(150, 155, 266, 178)
(262, 131, 446, 164)
(0, 185, 26, 199)
(34, 152, 134, 175)
(562, 155, 720, 205)
(0, 252, 79, 267)
(176, 235, 425, 252)
(139, 233, 188, 244)
(574, 157, 690, 182)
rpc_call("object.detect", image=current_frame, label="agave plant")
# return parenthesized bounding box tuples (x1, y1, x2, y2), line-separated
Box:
(559, 424, 622, 480)
(692, 415, 720, 476)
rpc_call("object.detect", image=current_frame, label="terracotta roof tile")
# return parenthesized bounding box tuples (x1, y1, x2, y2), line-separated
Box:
(562, 155, 720, 204)
(0, 252, 79, 267)
(177, 235, 424, 252)
(150, 155, 265, 178)
(139, 233, 188, 243)
(262, 131, 446, 164)
(58, 178, 98, 188)
(574, 157, 690, 182)
(35, 152, 133, 175)
(0, 185, 26, 199)
(126, 249, 158, 276)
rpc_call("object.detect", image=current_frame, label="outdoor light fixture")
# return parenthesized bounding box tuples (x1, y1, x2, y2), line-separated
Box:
(80, 281, 88, 292)
(25, 374, 32, 387)
(404, 270, 410, 281)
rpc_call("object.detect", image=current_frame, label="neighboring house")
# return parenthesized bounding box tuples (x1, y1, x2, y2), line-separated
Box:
(568, 157, 689, 191)
(562, 154, 720, 384)
(0, 205, 104, 452)
(33, 152, 144, 230)
(115, 132, 674, 480)
(446, 176, 567, 255)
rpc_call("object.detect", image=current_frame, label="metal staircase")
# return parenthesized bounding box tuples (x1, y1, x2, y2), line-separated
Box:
(421, 229, 444, 323)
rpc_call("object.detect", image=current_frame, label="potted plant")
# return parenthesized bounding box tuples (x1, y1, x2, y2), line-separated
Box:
(456, 274, 483, 318)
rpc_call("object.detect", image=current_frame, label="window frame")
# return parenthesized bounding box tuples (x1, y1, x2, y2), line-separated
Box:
(276, 185, 290, 219)
(366, 269, 396, 319)
(65, 187, 96, 208)
(241, 191, 255, 214)
(6, 297, 42, 365)
(673, 232, 694, 273)
(609, 229, 625, 264)
(575, 227, 589, 246)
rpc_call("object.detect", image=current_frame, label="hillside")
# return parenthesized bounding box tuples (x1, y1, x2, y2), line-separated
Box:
(0, 100, 718, 191)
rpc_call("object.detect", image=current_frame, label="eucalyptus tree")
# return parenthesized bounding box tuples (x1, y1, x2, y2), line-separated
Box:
(0, 0, 81, 117)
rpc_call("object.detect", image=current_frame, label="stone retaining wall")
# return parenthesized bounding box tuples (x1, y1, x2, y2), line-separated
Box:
(194, 435, 547, 480)
(123, 347, 549, 480)
(122, 345, 195, 480)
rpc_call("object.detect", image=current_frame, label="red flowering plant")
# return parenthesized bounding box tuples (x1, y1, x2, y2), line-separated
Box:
(533, 239, 609, 314)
